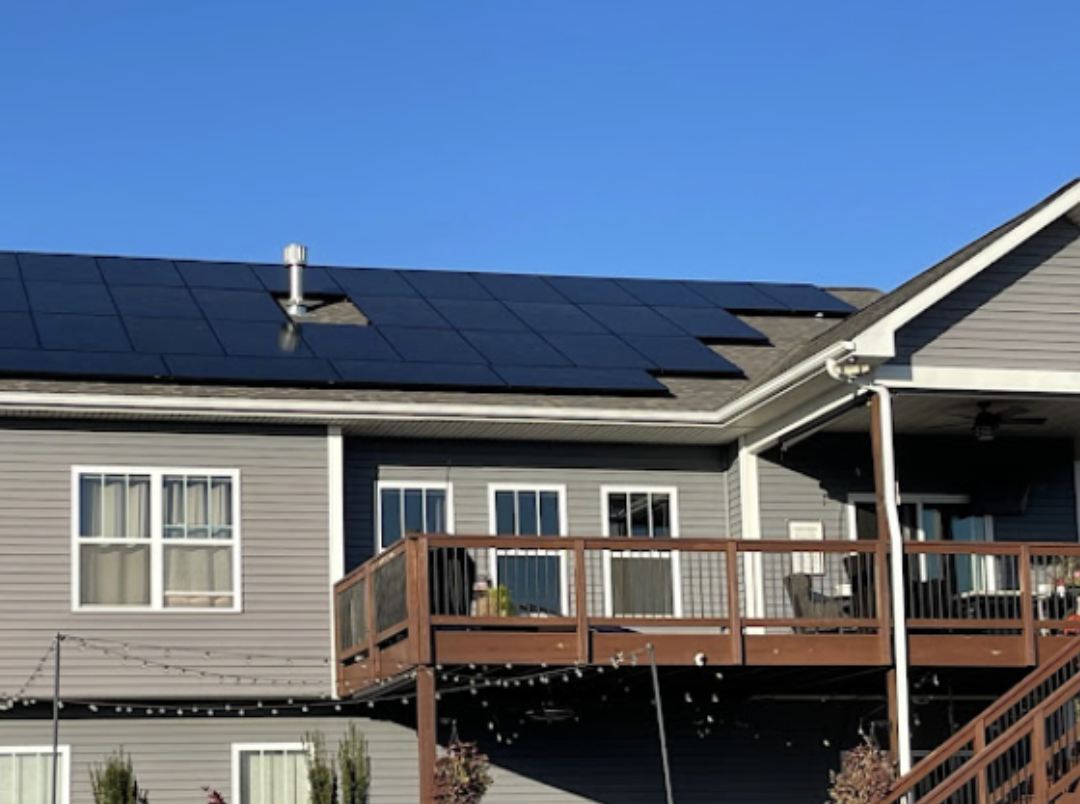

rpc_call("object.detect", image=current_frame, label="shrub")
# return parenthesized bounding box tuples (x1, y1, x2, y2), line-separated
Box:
(338, 722, 371, 804)
(90, 749, 149, 804)
(303, 731, 337, 804)
(827, 737, 896, 804)
(433, 741, 493, 804)
(202, 790, 228, 804)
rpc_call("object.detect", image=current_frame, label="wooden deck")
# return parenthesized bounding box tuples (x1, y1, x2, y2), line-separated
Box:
(333, 535, 1080, 696)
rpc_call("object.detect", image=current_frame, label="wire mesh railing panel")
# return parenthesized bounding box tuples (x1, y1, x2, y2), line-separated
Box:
(373, 551, 408, 634)
(757, 548, 873, 631)
(904, 549, 1021, 628)
(336, 576, 367, 652)
(678, 550, 728, 619)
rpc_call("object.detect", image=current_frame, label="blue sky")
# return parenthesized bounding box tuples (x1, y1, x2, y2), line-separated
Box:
(0, 2, 1076, 291)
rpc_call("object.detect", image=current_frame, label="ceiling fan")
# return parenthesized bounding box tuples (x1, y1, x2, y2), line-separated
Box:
(947, 401, 1048, 442)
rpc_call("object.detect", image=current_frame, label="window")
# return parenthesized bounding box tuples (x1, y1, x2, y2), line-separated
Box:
(232, 744, 309, 804)
(489, 485, 567, 616)
(0, 746, 69, 804)
(788, 520, 825, 576)
(74, 468, 240, 611)
(602, 487, 681, 617)
(376, 482, 451, 550)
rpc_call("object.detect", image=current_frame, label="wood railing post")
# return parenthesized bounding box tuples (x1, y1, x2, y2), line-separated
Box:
(726, 541, 743, 665)
(416, 536, 432, 665)
(875, 542, 892, 664)
(574, 540, 589, 664)
(365, 565, 379, 681)
(1032, 704, 1049, 802)
(417, 666, 438, 804)
(1019, 545, 1036, 667)
(972, 716, 987, 804)
(406, 539, 422, 665)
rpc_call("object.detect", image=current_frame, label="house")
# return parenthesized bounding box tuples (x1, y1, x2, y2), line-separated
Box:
(3, 181, 1080, 803)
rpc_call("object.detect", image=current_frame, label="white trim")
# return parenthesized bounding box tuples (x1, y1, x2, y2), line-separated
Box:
(854, 184, 1080, 358)
(599, 485, 683, 618)
(737, 440, 765, 621)
(327, 426, 345, 697)
(487, 483, 570, 616)
(876, 364, 1080, 395)
(231, 742, 307, 804)
(374, 480, 455, 552)
(0, 744, 71, 804)
(71, 466, 243, 613)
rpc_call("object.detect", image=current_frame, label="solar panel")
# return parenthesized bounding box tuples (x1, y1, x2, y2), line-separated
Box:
(0, 349, 167, 378)
(332, 360, 506, 388)
(425, 298, 528, 332)
(25, 282, 116, 315)
(124, 317, 224, 355)
(34, 313, 132, 352)
(541, 333, 654, 368)
(494, 365, 666, 392)
(0, 280, 28, 312)
(378, 326, 487, 364)
(348, 296, 447, 328)
(191, 289, 286, 322)
(300, 324, 401, 361)
(210, 320, 316, 358)
(99, 258, 185, 287)
(615, 279, 713, 308)
(753, 283, 854, 313)
(504, 302, 607, 334)
(0, 254, 20, 281)
(621, 336, 741, 374)
(252, 264, 343, 295)
(0, 312, 39, 349)
(110, 285, 203, 319)
(331, 268, 420, 298)
(545, 276, 639, 305)
(653, 307, 768, 341)
(18, 254, 102, 283)
(685, 281, 789, 311)
(580, 305, 684, 336)
(474, 273, 568, 303)
(176, 261, 264, 290)
(165, 355, 339, 383)
(402, 270, 492, 300)
(461, 331, 572, 366)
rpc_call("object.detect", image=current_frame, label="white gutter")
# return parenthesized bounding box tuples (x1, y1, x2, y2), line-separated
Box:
(825, 361, 912, 775)
(0, 341, 856, 429)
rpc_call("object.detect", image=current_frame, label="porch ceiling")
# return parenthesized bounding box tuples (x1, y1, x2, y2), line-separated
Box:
(823, 392, 1080, 443)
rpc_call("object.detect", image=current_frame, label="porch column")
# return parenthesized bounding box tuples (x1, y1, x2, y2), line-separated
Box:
(870, 389, 913, 775)
(417, 667, 438, 804)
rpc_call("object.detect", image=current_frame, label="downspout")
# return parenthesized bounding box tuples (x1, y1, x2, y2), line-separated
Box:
(826, 360, 912, 775)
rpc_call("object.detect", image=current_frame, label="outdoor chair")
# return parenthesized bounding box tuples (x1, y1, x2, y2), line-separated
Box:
(783, 573, 849, 633)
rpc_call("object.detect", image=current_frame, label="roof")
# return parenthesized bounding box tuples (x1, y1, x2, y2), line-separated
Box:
(0, 251, 861, 410)
(745, 179, 1080, 391)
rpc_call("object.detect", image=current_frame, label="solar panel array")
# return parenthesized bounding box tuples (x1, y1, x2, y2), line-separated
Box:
(0, 253, 854, 394)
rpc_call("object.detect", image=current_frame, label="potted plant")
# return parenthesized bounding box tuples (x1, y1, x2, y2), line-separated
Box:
(475, 582, 515, 617)
(90, 750, 150, 804)
(827, 737, 896, 804)
(433, 740, 493, 804)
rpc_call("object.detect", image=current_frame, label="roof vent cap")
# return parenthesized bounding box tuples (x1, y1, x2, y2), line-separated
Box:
(283, 243, 308, 316)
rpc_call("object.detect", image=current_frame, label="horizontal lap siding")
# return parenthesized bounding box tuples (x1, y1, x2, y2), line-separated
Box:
(898, 218, 1080, 369)
(0, 422, 332, 700)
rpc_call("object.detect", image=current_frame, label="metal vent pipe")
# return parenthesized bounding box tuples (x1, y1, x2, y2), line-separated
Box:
(284, 243, 308, 316)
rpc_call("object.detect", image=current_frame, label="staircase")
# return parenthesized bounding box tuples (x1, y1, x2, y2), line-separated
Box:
(883, 640, 1080, 804)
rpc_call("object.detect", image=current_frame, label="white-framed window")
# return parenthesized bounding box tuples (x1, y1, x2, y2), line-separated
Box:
(601, 486, 683, 617)
(232, 743, 309, 804)
(0, 746, 70, 804)
(488, 484, 569, 616)
(72, 467, 242, 612)
(376, 481, 453, 551)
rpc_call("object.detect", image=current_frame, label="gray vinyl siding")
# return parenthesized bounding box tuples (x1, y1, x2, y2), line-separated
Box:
(896, 218, 1080, 369)
(0, 700, 844, 804)
(0, 421, 333, 701)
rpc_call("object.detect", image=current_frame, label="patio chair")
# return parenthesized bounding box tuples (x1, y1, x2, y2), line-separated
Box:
(784, 573, 849, 632)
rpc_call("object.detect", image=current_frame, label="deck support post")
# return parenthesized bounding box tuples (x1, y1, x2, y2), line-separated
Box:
(870, 389, 913, 775)
(417, 667, 437, 804)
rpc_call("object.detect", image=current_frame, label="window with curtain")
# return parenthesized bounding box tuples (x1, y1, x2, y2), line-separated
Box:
(0, 747, 68, 804)
(76, 469, 239, 611)
(605, 489, 676, 616)
(235, 745, 309, 804)
(378, 484, 449, 549)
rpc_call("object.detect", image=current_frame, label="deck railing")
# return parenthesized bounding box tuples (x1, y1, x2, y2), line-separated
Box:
(333, 536, 1080, 688)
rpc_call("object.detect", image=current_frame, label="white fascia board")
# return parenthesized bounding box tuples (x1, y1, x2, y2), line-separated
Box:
(853, 186, 1080, 359)
(0, 340, 856, 431)
(876, 364, 1080, 395)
